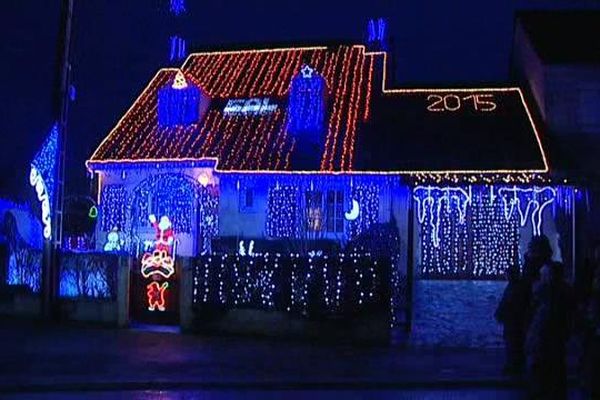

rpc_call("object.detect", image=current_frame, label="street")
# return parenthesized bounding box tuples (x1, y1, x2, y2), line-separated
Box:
(1, 389, 533, 399)
(0, 320, 583, 399)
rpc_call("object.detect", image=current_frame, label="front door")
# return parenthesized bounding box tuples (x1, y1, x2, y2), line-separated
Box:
(130, 253, 180, 326)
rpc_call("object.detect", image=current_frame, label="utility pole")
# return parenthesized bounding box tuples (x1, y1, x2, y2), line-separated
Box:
(42, 0, 74, 319)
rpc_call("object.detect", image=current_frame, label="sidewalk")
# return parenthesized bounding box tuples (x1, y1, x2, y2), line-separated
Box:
(0, 320, 574, 393)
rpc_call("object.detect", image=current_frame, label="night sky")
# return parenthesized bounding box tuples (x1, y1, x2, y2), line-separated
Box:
(2, 0, 599, 201)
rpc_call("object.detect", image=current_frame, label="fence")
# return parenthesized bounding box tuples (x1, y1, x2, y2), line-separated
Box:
(192, 253, 391, 320)
(59, 252, 120, 299)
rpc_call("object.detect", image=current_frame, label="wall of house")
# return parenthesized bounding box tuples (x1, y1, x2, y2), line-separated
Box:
(218, 175, 269, 239)
(97, 170, 405, 257)
(216, 174, 400, 247)
(411, 280, 504, 348)
(410, 213, 561, 348)
(96, 166, 217, 257)
(410, 185, 565, 347)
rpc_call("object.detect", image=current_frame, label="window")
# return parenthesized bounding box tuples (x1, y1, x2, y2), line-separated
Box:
(306, 191, 323, 232)
(239, 188, 255, 212)
(326, 190, 344, 233)
(305, 190, 344, 233)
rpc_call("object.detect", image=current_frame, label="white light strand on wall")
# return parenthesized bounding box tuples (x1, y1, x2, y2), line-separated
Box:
(413, 186, 472, 248)
(497, 186, 557, 236)
(414, 185, 558, 249)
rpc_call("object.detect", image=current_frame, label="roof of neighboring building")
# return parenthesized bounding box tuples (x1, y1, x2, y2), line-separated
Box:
(87, 44, 548, 175)
(517, 10, 600, 64)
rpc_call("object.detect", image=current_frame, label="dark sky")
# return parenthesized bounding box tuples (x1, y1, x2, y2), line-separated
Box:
(2, 0, 599, 201)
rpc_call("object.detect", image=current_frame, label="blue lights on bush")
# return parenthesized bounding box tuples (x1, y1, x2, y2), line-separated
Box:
(169, 0, 186, 16)
(7, 248, 42, 292)
(287, 65, 327, 138)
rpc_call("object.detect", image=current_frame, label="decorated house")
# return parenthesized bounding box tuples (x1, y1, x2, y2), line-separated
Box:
(85, 43, 574, 341)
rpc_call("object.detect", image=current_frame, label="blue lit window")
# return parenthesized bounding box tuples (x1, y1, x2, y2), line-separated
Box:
(305, 190, 344, 233)
(326, 190, 344, 233)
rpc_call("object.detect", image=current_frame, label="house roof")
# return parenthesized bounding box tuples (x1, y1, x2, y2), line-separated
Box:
(517, 11, 600, 64)
(357, 88, 547, 173)
(87, 45, 548, 175)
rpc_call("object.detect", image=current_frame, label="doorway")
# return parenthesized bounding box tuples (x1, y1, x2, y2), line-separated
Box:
(129, 256, 180, 326)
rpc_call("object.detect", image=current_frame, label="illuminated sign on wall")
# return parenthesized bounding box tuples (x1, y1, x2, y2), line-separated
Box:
(223, 98, 278, 116)
(426, 93, 497, 113)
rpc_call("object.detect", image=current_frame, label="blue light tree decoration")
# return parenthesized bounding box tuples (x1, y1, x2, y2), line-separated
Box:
(367, 17, 387, 51)
(287, 65, 327, 139)
(169, 36, 187, 62)
(170, 0, 185, 16)
(30, 124, 59, 240)
(158, 71, 202, 127)
(167, 0, 187, 62)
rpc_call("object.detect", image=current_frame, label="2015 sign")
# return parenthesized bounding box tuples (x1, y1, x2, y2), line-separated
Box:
(223, 97, 278, 116)
(426, 93, 497, 113)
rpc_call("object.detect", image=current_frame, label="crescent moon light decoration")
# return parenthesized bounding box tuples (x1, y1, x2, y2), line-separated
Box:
(344, 199, 360, 221)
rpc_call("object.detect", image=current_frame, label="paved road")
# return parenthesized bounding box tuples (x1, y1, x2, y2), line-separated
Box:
(1, 389, 536, 400)
(0, 320, 581, 398)
(0, 321, 514, 389)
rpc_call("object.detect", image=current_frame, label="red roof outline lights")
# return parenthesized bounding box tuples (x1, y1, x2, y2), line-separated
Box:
(87, 45, 549, 176)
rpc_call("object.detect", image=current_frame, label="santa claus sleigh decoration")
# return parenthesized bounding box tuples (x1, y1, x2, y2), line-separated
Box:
(140, 214, 178, 312)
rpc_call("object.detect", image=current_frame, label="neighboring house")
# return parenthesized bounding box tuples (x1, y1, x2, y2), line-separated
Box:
(513, 10, 600, 265)
(513, 11, 600, 176)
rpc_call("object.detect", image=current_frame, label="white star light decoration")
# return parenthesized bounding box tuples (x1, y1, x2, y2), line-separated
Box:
(300, 64, 314, 79)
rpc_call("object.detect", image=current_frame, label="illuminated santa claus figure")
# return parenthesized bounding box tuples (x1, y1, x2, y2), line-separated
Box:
(146, 281, 168, 312)
(148, 214, 174, 255)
